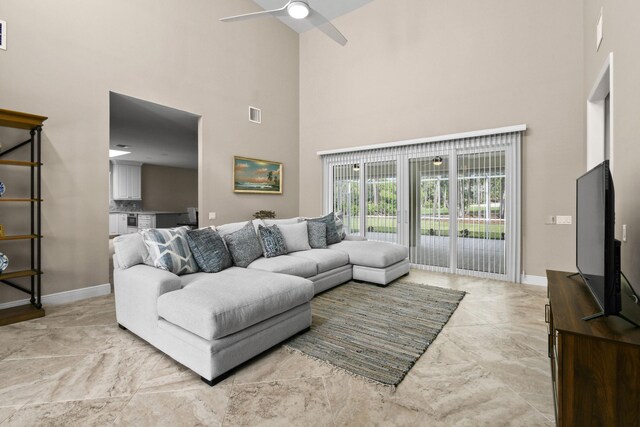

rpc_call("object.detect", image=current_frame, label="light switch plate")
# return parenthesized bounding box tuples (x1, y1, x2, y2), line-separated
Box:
(557, 215, 572, 225)
(209, 212, 216, 220)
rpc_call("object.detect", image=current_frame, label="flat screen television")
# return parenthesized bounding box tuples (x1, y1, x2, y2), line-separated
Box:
(576, 160, 621, 318)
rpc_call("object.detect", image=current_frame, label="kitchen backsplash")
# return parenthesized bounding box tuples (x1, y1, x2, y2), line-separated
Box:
(109, 200, 142, 212)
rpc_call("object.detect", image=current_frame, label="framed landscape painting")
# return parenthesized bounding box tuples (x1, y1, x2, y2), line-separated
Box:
(233, 156, 283, 194)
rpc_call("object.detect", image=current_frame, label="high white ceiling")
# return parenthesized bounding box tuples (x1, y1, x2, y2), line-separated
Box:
(109, 93, 198, 169)
(251, 0, 372, 33)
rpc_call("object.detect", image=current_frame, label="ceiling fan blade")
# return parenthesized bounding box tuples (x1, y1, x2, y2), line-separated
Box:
(220, 5, 288, 23)
(307, 8, 348, 46)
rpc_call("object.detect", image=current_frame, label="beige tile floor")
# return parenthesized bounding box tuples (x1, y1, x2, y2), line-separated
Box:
(0, 270, 554, 426)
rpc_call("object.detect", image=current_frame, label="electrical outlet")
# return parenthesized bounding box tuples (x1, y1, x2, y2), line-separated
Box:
(209, 212, 216, 220)
(556, 215, 572, 225)
(623, 224, 627, 242)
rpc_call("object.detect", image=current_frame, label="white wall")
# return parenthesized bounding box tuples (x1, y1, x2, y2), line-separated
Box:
(299, 0, 585, 277)
(0, 0, 299, 303)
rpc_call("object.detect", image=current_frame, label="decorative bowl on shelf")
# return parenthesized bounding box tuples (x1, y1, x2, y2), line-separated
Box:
(0, 181, 5, 197)
(0, 252, 8, 273)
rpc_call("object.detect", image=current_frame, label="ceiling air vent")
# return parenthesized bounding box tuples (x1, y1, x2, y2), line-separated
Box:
(0, 20, 6, 50)
(249, 106, 261, 124)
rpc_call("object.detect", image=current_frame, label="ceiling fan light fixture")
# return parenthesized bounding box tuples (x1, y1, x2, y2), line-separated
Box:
(287, 1, 309, 19)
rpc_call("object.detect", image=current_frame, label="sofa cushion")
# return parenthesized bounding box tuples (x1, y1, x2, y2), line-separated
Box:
(308, 212, 341, 245)
(247, 255, 317, 278)
(278, 222, 311, 252)
(306, 221, 327, 249)
(328, 240, 409, 268)
(223, 222, 264, 268)
(257, 224, 288, 258)
(289, 249, 349, 274)
(141, 227, 199, 275)
(157, 267, 313, 340)
(185, 228, 232, 273)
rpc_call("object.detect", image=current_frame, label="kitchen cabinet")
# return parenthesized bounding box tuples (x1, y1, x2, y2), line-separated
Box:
(112, 162, 141, 200)
(117, 214, 128, 235)
(137, 214, 156, 229)
(109, 214, 118, 234)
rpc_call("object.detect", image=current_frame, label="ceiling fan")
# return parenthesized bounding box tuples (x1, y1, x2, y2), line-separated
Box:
(220, 1, 347, 46)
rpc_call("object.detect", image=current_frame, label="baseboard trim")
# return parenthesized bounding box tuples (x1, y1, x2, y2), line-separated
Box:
(521, 274, 548, 287)
(0, 283, 112, 310)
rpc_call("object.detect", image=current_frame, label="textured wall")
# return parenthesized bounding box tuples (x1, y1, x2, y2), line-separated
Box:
(0, 0, 299, 303)
(299, 0, 585, 277)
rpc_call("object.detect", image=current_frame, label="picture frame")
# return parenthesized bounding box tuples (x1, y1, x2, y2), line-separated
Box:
(233, 156, 283, 194)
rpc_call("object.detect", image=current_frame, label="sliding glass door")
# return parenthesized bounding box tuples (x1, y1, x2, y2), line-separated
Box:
(409, 156, 450, 268)
(322, 131, 521, 282)
(456, 151, 507, 275)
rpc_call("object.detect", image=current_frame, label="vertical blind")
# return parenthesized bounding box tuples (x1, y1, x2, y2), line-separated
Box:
(321, 129, 522, 283)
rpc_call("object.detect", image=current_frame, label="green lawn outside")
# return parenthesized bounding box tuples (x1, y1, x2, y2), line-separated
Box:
(343, 216, 506, 240)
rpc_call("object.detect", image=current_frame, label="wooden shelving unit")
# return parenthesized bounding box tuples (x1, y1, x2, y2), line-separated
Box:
(0, 108, 47, 325)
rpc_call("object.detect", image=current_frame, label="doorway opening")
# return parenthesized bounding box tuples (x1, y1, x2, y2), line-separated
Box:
(107, 92, 200, 285)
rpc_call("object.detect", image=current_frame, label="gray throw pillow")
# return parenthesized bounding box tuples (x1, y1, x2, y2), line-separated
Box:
(309, 212, 341, 245)
(113, 232, 150, 269)
(278, 222, 311, 252)
(223, 221, 264, 267)
(186, 228, 232, 273)
(307, 221, 327, 248)
(334, 211, 347, 240)
(141, 227, 199, 275)
(258, 225, 288, 258)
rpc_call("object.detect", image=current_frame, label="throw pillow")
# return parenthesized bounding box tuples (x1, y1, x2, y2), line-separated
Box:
(308, 212, 341, 245)
(307, 220, 327, 248)
(334, 211, 347, 240)
(258, 224, 288, 258)
(262, 217, 301, 226)
(277, 222, 311, 252)
(185, 228, 232, 273)
(141, 227, 199, 275)
(113, 232, 150, 269)
(217, 219, 264, 237)
(223, 221, 264, 267)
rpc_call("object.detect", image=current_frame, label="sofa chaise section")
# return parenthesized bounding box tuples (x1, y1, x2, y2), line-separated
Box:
(157, 267, 313, 341)
(328, 240, 410, 285)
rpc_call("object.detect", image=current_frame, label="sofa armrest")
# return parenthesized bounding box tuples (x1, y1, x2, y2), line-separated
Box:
(114, 264, 182, 333)
(343, 234, 367, 241)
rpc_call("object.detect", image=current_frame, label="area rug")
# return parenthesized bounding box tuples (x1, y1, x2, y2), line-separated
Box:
(285, 280, 465, 386)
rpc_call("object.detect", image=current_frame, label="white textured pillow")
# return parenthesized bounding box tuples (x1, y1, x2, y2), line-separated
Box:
(262, 217, 301, 226)
(277, 222, 311, 252)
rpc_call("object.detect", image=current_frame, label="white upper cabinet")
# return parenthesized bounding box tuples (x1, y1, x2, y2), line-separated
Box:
(112, 162, 142, 200)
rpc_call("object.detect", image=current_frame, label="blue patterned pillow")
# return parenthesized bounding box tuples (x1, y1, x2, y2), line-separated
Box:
(309, 212, 341, 245)
(223, 221, 264, 267)
(258, 224, 288, 258)
(186, 228, 232, 273)
(141, 227, 199, 275)
(307, 221, 327, 249)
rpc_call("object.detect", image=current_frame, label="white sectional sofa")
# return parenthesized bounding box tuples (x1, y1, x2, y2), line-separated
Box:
(113, 217, 410, 385)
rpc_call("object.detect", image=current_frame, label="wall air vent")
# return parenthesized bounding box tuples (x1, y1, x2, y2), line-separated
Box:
(0, 20, 6, 50)
(249, 106, 261, 124)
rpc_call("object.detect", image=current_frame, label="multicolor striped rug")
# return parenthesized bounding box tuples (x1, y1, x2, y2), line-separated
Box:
(286, 280, 465, 386)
